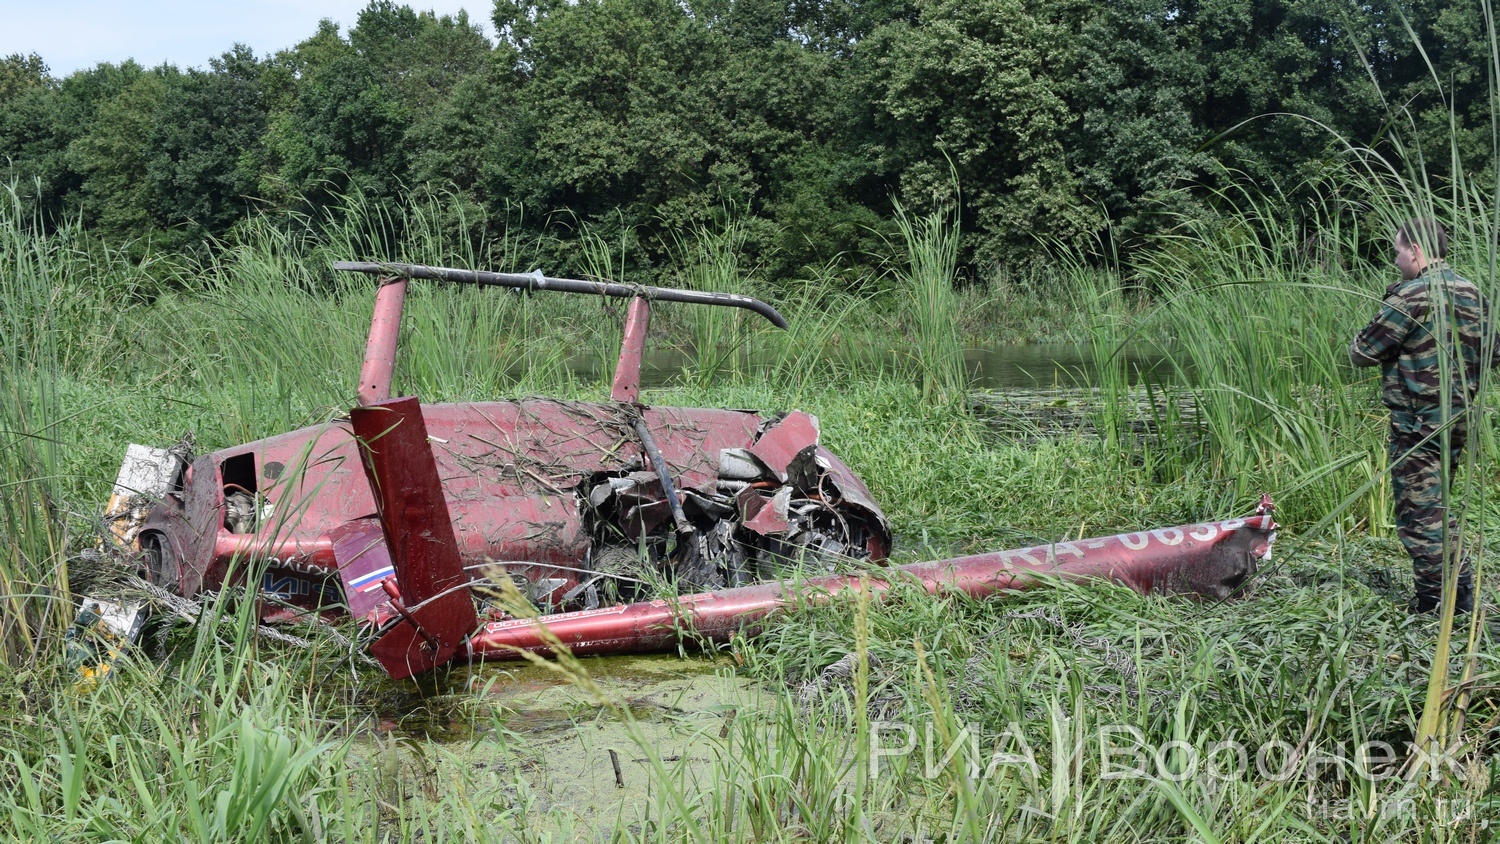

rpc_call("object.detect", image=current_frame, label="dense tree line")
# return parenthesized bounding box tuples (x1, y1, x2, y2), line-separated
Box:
(0, 0, 1490, 281)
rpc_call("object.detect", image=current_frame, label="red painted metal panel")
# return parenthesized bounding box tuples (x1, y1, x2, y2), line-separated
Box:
(139, 454, 224, 596)
(813, 447, 890, 560)
(137, 395, 895, 675)
(638, 406, 757, 491)
(357, 277, 408, 406)
(738, 488, 790, 535)
(145, 402, 770, 583)
(610, 296, 650, 403)
(748, 411, 820, 482)
(213, 534, 336, 567)
(352, 397, 479, 678)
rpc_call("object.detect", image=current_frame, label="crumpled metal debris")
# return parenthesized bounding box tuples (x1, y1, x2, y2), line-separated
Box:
(581, 410, 892, 592)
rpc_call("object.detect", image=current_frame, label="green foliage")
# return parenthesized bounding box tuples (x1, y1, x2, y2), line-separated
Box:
(0, 189, 72, 667)
(143, 46, 268, 243)
(856, 0, 1104, 260)
(0, 52, 48, 102)
(5, 4, 1500, 833)
(671, 220, 754, 385)
(0, 183, 150, 667)
(4, 0, 1493, 283)
(71, 67, 171, 240)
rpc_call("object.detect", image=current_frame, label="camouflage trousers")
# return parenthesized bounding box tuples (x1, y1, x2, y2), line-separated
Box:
(1388, 409, 1471, 601)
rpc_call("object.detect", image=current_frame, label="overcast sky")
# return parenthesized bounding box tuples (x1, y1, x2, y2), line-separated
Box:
(0, 1, 492, 77)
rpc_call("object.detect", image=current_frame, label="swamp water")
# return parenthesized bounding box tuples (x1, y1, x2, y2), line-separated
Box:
(359, 654, 762, 830)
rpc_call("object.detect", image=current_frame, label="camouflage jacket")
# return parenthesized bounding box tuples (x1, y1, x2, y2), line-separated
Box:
(1350, 261, 1497, 411)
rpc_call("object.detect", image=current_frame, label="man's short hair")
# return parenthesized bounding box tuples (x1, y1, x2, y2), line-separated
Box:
(1397, 217, 1449, 259)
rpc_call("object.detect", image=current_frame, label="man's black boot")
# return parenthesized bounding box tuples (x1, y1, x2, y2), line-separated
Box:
(1455, 572, 1475, 615)
(1408, 578, 1474, 616)
(1409, 590, 1440, 615)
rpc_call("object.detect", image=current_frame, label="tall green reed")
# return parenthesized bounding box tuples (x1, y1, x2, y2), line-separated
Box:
(0, 190, 68, 668)
(2, 580, 350, 841)
(890, 200, 967, 408)
(508, 558, 1464, 842)
(671, 221, 753, 387)
(1129, 181, 1385, 530)
(762, 262, 884, 390)
(576, 217, 631, 387)
(1054, 259, 1135, 452)
(161, 190, 587, 425)
(0, 184, 146, 667)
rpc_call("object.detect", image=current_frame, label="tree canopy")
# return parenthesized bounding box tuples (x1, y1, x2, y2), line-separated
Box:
(0, 0, 1489, 279)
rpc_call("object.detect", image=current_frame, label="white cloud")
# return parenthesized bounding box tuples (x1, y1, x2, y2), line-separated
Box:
(0, 0, 492, 76)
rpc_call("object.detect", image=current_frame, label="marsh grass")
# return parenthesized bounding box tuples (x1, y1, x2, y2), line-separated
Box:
(669, 221, 754, 387)
(706, 546, 1488, 842)
(0, 185, 143, 667)
(576, 219, 631, 386)
(5, 239, 1500, 840)
(10, 72, 1500, 836)
(0, 580, 533, 842)
(761, 266, 885, 390)
(891, 200, 969, 408)
(1123, 187, 1389, 530)
(0, 213, 69, 666)
(439, 539, 1487, 842)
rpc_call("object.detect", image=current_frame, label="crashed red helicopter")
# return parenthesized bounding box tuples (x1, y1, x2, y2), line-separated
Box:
(101, 262, 1277, 679)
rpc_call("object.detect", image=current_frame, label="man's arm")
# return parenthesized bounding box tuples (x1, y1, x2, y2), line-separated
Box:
(1351, 295, 1415, 367)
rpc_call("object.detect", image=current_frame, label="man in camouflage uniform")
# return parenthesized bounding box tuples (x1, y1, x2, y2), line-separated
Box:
(1351, 219, 1493, 614)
